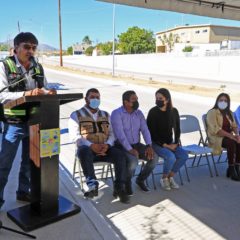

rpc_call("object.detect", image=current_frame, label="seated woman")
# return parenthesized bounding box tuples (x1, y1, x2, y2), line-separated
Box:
(147, 88, 188, 190)
(207, 93, 240, 181)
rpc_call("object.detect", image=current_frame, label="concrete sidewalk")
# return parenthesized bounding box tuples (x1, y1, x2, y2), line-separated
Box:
(1, 72, 240, 239)
(0, 134, 118, 240)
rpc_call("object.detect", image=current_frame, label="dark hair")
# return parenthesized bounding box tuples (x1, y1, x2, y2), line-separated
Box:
(85, 88, 99, 98)
(14, 32, 38, 47)
(155, 88, 173, 111)
(212, 92, 233, 120)
(122, 90, 136, 104)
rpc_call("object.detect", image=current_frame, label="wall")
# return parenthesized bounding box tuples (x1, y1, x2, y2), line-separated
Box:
(54, 53, 240, 83)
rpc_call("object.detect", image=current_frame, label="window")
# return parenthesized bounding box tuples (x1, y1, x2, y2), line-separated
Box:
(203, 29, 208, 33)
(195, 30, 200, 34)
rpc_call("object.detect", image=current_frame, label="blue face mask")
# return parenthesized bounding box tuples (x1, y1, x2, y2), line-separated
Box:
(89, 98, 100, 109)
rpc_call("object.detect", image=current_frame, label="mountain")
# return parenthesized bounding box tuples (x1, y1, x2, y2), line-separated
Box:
(0, 40, 57, 51)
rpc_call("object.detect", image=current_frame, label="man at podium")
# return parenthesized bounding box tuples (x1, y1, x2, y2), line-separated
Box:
(0, 32, 55, 210)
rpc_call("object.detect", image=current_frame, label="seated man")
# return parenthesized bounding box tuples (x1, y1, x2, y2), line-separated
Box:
(68, 88, 129, 203)
(111, 90, 158, 194)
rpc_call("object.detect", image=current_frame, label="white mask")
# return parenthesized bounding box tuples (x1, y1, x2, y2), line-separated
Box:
(217, 101, 228, 110)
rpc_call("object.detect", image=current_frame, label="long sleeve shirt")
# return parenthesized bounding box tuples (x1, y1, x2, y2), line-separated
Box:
(147, 106, 180, 146)
(0, 55, 48, 103)
(68, 106, 115, 147)
(111, 106, 152, 151)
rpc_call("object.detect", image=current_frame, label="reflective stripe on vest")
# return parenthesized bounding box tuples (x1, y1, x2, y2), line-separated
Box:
(4, 109, 26, 116)
(6, 59, 17, 73)
(35, 67, 40, 74)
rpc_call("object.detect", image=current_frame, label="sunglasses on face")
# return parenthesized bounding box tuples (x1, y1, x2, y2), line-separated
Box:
(22, 43, 37, 51)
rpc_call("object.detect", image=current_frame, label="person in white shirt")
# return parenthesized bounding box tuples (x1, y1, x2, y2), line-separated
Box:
(68, 88, 129, 203)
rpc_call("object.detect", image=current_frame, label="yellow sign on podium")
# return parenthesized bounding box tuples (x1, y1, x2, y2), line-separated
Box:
(40, 128, 60, 157)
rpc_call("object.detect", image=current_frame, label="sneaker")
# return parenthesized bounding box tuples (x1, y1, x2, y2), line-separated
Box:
(169, 177, 179, 189)
(160, 178, 171, 191)
(84, 181, 99, 198)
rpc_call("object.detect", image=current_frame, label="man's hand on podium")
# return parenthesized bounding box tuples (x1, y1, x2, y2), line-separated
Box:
(47, 89, 57, 95)
(24, 88, 45, 96)
(24, 88, 57, 96)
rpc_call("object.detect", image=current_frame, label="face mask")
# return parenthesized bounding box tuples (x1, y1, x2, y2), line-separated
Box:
(89, 98, 100, 109)
(132, 101, 139, 110)
(217, 101, 228, 110)
(156, 100, 164, 108)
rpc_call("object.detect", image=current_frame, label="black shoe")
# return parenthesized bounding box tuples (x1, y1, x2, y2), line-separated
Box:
(113, 189, 130, 204)
(84, 188, 98, 198)
(228, 166, 240, 181)
(125, 182, 133, 196)
(235, 165, 240, 177)
(84, 183, 99, 199)
(16, 193, 31, 202)
(226, 167, 230, 178)
(136, 178, 149, 192)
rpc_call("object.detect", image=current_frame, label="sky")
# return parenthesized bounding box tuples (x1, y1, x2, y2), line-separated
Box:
(0, 0, 240, 49)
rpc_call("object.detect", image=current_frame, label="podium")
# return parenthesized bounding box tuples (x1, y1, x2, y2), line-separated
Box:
(4, 93, 83, 231)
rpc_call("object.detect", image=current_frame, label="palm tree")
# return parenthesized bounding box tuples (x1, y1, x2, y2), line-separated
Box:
(82, 36, 92, 45)
(158, 33, 180, 52)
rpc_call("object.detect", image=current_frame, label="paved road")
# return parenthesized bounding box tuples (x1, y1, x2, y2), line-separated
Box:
(43, 57, 240, 91)
(45, 67, 239, 122)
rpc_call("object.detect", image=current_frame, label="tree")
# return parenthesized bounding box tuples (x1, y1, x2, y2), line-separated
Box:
(158, 33, 180, 52)
(67, 46, 73, 55)
(82, 35, 92, 45)
(85, 46, 94, 56)
(118, 26, 155, 54)
(0, 44, 8, 51)
(182, 46, 193, 52)
(97, 41, 118, 55)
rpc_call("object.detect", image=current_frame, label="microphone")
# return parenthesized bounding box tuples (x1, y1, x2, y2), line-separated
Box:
(29, 56, 38, 68)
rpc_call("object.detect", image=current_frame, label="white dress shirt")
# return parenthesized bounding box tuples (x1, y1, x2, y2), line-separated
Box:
(0, 55, 48, 103)
(68, 106, 115, 147)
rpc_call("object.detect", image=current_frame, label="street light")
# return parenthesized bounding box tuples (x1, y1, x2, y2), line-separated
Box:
(112, 4, 115, 77)
(58, 0, 63, 66)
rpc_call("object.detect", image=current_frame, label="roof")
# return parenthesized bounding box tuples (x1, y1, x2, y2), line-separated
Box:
(155, 23, 240, 35)
(97, 0, 240, 21)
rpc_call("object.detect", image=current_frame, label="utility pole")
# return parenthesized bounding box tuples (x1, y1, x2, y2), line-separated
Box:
(18, 21, 20, 33)
(58, 0, 63, 66)
(112, 4, 116, 77)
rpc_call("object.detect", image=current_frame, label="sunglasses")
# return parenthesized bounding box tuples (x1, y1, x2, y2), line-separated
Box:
(22, 43, 37, 51)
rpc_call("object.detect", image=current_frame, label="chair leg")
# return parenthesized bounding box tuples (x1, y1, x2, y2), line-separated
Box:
(184, 164, 190, 182)
(196, 155, 202, 166)
(217, 154, 222, 163)
(192, 155, 197, 167)
(72, 156, 77, 180)
(151, 171, 157, 190)
(211, 154, 219, 176)
(77, 160, 84, 189)
(109, 164, 114, 183)
(101, 165, 105, 179)
(205, 154, 213, 177)
(178, 170, 183, 185)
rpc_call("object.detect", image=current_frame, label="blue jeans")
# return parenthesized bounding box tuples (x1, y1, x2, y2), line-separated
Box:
(77, 145, 127, 189)
(153, 143, 188, 175)
(116, 143, 158, 182)
(0, 123, 30, 207)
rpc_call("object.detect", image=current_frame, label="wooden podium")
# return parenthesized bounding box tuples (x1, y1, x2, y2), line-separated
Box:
(4, 93, 83, 231)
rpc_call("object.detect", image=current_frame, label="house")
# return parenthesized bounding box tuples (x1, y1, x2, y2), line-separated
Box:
(156, 24, 240, 52)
